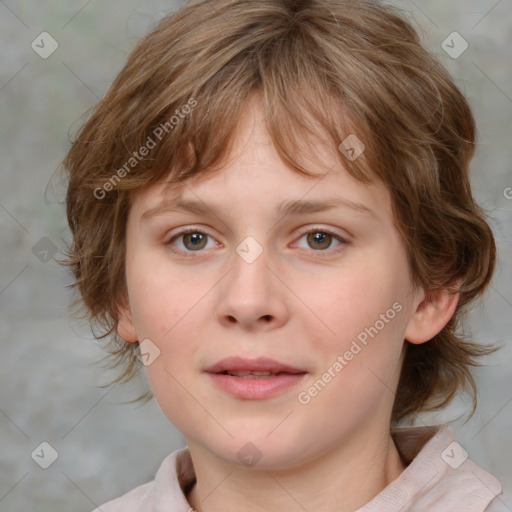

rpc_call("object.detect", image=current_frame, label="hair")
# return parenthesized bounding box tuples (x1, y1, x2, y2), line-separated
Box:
(60, 0, 497, 423)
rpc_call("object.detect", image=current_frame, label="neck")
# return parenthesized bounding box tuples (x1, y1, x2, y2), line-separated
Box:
(186, 427, 406, 512)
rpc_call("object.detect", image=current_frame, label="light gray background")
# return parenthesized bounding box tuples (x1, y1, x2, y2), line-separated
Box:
(0, 1, 511, 511)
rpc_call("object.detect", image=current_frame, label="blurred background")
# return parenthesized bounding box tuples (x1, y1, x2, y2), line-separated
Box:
(0, 0, 511, 510)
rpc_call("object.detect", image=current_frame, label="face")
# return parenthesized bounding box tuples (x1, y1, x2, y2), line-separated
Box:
(117, 97, 427, 470)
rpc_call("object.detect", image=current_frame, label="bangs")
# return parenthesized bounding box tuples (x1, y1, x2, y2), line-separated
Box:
(88, 8, 380, 201)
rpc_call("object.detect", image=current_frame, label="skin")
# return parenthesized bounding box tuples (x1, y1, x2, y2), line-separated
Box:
(117, 96, 458, 512)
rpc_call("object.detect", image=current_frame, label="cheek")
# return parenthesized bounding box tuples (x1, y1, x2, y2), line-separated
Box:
(143, 358, 208, 438)
(126, 251, 201, 338)
(309, 258, 407, 342)
(298, 279, 407, 428)
(300, 245, 410, 386)
(125, 255, 206, 392)
(130, 275, 205, 425)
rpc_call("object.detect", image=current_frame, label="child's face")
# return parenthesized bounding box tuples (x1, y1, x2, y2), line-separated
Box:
(118, 98, 424, 469)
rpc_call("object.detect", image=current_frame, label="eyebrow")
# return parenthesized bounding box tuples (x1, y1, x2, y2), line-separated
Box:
(141, 196, 376, 223)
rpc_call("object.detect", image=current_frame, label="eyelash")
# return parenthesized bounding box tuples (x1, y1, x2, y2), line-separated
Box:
(165, 226, 349, 258)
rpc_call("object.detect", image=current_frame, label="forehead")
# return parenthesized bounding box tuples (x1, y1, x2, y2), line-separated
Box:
(130, 97, 391, 222)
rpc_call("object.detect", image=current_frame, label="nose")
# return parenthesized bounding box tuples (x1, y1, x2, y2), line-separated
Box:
(214, 239, 290, 332)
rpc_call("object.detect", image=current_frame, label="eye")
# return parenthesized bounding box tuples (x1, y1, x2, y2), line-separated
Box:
(165, 226, 348, 257)
(166, 227, 218, 255)
(293, 228, 347, 253)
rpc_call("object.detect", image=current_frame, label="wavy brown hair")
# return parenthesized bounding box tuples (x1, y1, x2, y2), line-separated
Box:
(60, 0, 497, 423)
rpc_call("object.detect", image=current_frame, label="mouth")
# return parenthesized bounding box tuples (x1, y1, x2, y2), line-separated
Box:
(204, 356, 307, 375)
(204, 357, 308, 399)
(214, 370, 306, 378)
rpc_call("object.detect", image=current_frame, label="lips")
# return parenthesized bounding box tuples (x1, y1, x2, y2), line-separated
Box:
(205, 356, 308, 399)
(204, 356, 307, 376)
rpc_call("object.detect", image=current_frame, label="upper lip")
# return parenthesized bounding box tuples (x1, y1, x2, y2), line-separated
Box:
(204, 356, 307, 374)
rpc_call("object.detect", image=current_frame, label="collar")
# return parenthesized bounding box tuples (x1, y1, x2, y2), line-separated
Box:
(113, 424, 502, 512)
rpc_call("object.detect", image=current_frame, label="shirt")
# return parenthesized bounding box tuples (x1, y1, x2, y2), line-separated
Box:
(92, 424, 503, 512)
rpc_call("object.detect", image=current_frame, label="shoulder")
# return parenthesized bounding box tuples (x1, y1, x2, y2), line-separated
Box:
(90, 447, 193, 512)
(359, 424, 503, 512)
(484, 495, 508, 512)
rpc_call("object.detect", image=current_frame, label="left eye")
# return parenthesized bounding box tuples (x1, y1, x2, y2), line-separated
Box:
(294, 229, 345, 251)
(166, 228, 346, 255)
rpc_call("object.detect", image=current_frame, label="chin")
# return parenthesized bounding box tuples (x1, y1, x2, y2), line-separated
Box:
(206, 432, 315, 471)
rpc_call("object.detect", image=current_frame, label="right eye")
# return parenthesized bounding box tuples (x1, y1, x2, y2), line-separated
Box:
(166, 227, 220, 256)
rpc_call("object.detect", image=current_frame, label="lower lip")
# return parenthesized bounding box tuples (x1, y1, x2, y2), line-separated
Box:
(206, 372, 308, 399)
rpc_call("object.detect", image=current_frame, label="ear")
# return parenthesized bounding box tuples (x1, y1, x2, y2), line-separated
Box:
(116, 301, 138, 343)
(404, 285, 460, 344)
